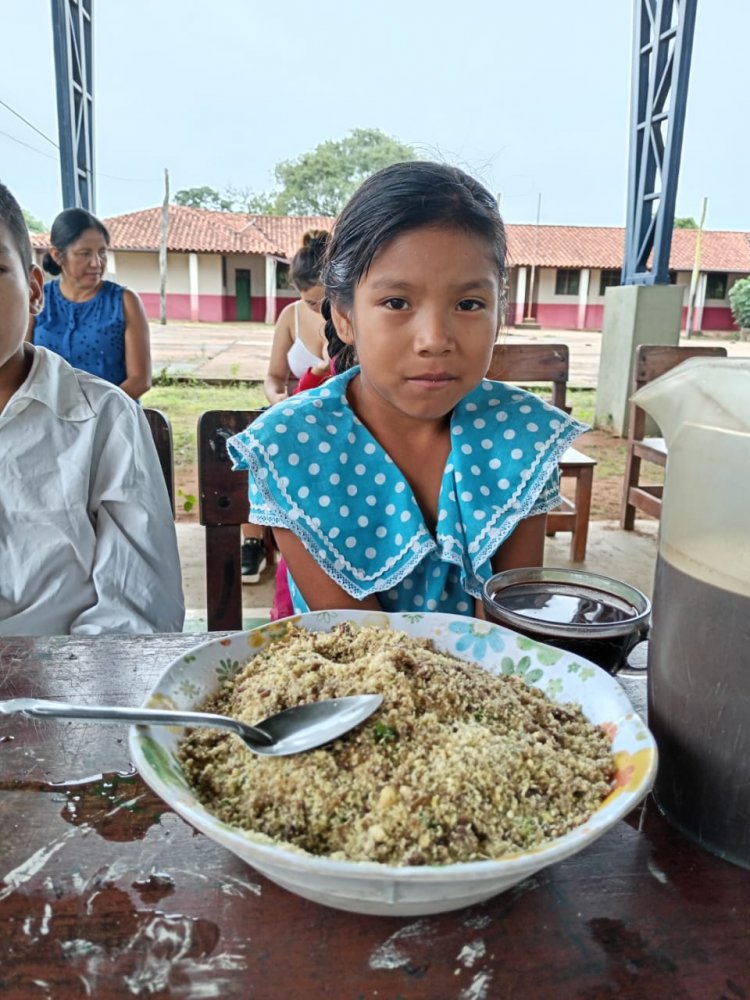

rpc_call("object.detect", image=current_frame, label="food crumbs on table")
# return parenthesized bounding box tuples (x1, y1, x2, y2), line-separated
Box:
(178, 623, 615, 865)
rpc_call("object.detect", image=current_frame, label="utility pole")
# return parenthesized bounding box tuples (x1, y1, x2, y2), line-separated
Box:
(685, 197, 708, 338)
(523, 193, 542, 326)
(160, 169, 169, 325)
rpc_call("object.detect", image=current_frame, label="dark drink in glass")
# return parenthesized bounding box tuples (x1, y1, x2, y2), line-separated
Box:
(482, 568, 650, 674)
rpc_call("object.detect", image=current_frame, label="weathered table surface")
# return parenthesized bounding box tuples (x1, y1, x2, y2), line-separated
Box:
(1, 633, 747, 1000)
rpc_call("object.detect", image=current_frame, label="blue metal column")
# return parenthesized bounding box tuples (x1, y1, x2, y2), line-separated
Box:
(51, 0, 95, 211)
(622, 0, 697, 284)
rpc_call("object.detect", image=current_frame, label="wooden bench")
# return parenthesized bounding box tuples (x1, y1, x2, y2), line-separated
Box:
(487, 342, 597, 562)
(620, 344, 728, 529)
(143, 407, 175, 516)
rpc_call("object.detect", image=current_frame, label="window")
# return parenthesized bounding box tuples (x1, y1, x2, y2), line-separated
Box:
(705, 273, 728, 300)
(599, 270, 621, 295)
(555, 269, 580, 295)
(276, 264, 293, 290)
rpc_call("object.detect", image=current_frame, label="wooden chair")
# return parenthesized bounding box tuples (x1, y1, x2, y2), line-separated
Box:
(198, 409, 266, 631)
(621, 344, 728, 530)
(143, 407, 175, 516)
(487, 342, 597, 562)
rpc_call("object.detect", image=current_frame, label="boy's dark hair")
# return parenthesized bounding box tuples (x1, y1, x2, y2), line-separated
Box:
(322, 161, 507, 374)
(290, 229, 330, 290)
(0, 181, 34, 272)
(43, 207, 110, 275)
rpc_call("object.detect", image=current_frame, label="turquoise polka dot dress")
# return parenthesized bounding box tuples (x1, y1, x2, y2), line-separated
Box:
(227, 367, 587, 616)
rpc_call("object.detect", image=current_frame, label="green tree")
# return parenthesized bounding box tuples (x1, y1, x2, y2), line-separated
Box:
(674, 217, 698, 229)
(729, 276, 750, 335)
(173, 186, 234, 211)
(172, 128, 418, 218)
(271, 128, 417, 216)
(223, 184, 278, 215)
(23, 208, 46, 233)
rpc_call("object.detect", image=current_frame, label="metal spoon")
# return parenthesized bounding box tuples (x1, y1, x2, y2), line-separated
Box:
(0, 695, 383, 757)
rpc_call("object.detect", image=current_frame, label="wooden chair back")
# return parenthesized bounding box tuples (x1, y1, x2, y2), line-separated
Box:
(628, 343, 729, 439)
(486, 341, 595, 561)
(621, 344, 728, 529)
(486, 342, 569, 411)
(198, 410, 263, 631)
(143, 407, 175, 516)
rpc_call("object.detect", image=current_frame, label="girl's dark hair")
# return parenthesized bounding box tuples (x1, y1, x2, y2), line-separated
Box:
(0, 181, 33, 272)
(42, 207, 110, 275)
(321, 298, 356, 374)
(290, 229, 330, 290)
(321, 161, 507, 374)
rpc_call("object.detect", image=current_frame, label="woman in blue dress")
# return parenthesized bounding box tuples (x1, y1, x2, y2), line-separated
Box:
(28, 208, 151, 400)
(228, 162, 587, 617)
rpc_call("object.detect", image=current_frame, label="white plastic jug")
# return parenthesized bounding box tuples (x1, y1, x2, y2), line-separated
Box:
(635, 357, 750, 867)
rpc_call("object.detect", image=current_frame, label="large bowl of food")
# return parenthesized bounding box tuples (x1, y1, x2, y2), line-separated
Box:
(129, 611, 656, 917)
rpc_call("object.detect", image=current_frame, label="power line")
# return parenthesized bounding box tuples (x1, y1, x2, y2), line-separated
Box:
(0, 121, 160, 185)
(0, 128, 58, 160)
(0, 99, 161, 193)
(0, 98, 58, 148)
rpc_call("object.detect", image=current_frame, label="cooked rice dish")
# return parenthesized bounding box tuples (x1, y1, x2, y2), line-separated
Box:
(179, 623, 615, 865)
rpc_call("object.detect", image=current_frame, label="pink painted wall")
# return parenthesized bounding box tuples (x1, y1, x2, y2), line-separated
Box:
(140, 293, 299, 323)
(534, 303, 579, 328)
(140, 292, 192, 321)
(687, 305, 736, 332)
(585, 304, 605, 329)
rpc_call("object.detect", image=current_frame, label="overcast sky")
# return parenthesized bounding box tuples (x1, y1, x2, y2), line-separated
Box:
(2, 1, 747, 232)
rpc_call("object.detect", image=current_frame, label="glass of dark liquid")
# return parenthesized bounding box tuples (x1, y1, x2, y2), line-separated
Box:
(482, 568, 651, 674)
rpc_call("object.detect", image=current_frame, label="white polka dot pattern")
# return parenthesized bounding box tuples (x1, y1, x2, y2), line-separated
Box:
(226, 367, 588, 615)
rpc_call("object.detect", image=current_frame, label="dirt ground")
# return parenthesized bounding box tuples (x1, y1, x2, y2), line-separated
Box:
(174, 427, 631, 525)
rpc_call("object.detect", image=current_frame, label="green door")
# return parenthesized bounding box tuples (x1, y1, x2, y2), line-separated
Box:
(236, 269, 251, 321)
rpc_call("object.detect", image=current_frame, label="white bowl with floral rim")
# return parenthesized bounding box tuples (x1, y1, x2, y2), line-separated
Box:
(129, 611, 657, 917)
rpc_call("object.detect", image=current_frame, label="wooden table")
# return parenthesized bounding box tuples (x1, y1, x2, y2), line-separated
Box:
(1, 634, 748, 999)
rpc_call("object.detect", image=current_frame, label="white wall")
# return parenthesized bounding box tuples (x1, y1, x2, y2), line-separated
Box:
(224, 253, 267, 297)
(115, 250, 189, 293)
(198, 254, 223, 295)
(537, 268, 562, 304)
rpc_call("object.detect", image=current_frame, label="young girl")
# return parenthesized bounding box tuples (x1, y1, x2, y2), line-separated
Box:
(228, 162, 587, 617)
(242, 229, 332, 583)
(263, 229, 331, 403)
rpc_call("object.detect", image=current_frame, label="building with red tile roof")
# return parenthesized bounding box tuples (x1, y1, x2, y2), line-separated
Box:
(31, 207, 750, 331)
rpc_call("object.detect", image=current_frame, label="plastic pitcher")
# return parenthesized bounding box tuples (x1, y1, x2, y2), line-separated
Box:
(635, 357, 750, 868)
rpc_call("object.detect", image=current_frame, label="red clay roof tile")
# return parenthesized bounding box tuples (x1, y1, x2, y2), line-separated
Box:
(29, 208, 750, 273)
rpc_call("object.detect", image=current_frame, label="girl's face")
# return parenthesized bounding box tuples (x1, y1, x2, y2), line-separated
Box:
(332, 225, 501, 426)
(299, 283, 324, 314)
(53, 227, 108, 287)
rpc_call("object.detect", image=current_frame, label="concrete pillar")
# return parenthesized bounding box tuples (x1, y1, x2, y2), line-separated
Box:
(594, 284, 684, 436)
(514, 267, 527, 327)
(577, 268, 590, 330)
(265, 256, 277, 325)
(106, 250, 116, 278)
(189, 252, 199, 322)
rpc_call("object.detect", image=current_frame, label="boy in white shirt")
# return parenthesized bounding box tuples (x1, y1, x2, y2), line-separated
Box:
(0, 181, 184, 634)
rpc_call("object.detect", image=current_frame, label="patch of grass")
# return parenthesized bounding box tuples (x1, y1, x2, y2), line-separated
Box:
(142, 381, 266, 470)
(567, 388, 596, 426)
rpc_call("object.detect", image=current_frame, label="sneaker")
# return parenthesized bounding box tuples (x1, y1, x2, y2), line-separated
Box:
(241, 538, 267, 584)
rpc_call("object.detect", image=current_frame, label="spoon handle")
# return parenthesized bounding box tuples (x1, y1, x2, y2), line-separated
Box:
(0, 698, 273, 745)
